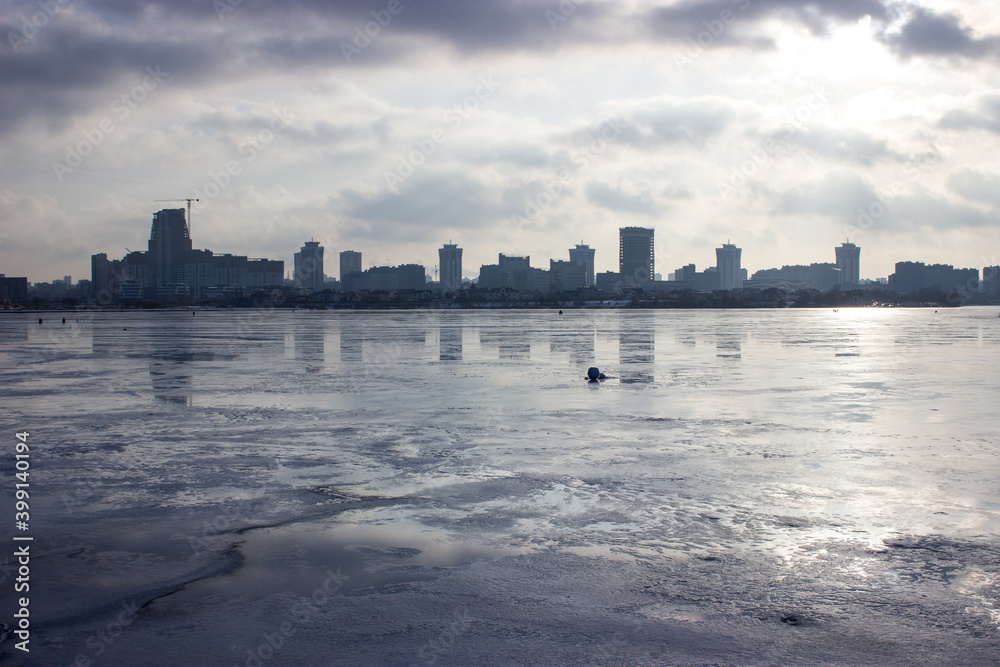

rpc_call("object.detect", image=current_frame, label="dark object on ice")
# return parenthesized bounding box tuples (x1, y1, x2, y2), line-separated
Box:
(558, 310, 563, 314)
(38, 318, 42, 324)
(586, 367, 608, 381)
(62, 317, 66, 323)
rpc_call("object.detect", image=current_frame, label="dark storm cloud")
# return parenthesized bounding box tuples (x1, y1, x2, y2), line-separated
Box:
(877, 6, 1000, 60)
(4, 0, 1000, 134)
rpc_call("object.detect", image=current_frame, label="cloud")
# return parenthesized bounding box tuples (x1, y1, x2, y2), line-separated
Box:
(939, 93, 1000, 135)
(585, 180, 657, 215)
(340, 169, 503, 240)
(878, 6, 1000, 59)
(649, 0, 887, 42)
(947, 169, 1000, 209)
(776, 127, 904, 165)
(775, 171, 992, 232)
(775, 169, 880, 219)
(891, 188, 993, 230)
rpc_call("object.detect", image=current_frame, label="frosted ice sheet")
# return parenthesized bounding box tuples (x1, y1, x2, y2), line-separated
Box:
(1, 308, 998, 665)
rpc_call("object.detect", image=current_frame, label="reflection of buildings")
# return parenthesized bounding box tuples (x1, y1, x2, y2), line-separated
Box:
(339, 320, 363, 362)
(91, 316, 282, 406)
(549, 327, 595, 366)
(714, 331, 746, 360)
(439, 319, 463, 361)
(293, 324, 325, 372)
(480, 327, 530, 360)
(336, 318, 427, 363)
(618, 323, 654, 384)
(149, 359, 193, 406)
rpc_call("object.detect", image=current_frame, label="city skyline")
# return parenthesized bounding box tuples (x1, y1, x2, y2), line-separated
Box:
(3, 1, 1000, 285)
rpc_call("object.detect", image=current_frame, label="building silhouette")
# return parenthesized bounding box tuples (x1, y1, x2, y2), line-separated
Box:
(91, 208, 282, 301)
(749, 263, 840, 291)
(984, 266, 1000, 300)
(835, 242, 860, 286)
(341, 264, 426, 291)
(0, 275, 28, 305)
(294, 240, 325, 291)
(439, 243, 463, 291)
(568, 243, 595, 287)
(889, 262, 978, 295)
(619, 227, 654, 283)
(550, 259, 587, 292)
(716, 242, 743, 290)
(148, 208, 192, 290)
(340, 250, 362, 283)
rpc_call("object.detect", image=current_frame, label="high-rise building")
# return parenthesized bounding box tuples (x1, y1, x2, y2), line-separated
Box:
(341, 264, 426, 291)
(0, 275, 28, 305)
(716, 242, 743, 290)
(340, 250, 362, 283)
(835, 242, 860, 286)
(499, 254, 531, 292)
(148, 208, 192, 289)
(550, 259, 586, 292)
(568, 243, 595, 287)
(294, 240, 325, 291)
(749, 263, 840, 291)
(439, 243, 463, 291)
(984, 266, 1000, 299)
(619, 227, 654, 283)
(889, 262, 978, 295)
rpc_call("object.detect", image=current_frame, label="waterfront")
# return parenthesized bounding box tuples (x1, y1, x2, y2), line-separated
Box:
(1, 308, 998, 665)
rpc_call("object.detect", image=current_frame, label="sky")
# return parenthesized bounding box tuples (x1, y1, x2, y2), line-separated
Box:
(2, 0, 999, 283)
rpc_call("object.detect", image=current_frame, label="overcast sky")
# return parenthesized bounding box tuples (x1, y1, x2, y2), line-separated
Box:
(2, 0, 999, 283)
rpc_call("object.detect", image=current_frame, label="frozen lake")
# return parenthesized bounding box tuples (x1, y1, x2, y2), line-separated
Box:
(2, 308, 999, 665)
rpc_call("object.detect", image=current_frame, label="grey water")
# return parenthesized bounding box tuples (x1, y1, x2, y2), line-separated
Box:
(1, 308, 999, 665)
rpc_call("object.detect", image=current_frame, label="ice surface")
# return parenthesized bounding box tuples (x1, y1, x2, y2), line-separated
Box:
(1, 308, 999, 665)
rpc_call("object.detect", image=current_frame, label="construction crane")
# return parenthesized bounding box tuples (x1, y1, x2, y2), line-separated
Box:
(153, 199, 199, 235)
